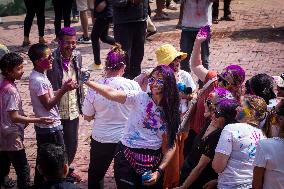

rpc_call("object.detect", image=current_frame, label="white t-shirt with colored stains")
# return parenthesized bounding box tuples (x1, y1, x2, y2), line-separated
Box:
(215, 123, 266, 189)
(121, 91, 167, 150)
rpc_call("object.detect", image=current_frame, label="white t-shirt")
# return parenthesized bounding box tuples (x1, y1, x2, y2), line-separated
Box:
(82, 77, 141, 143)
(215, 123, 266, 189)
(121, 91, 167, 150)
(253, 138, 284, 189)
(29, 70, 61, 128)
(177, 70, 196, 114)
(182, 0, 212, 28)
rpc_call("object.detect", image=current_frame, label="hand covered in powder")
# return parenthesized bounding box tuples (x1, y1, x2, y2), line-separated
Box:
(79, 70, 91, 85)
(196, 25, 211, 42)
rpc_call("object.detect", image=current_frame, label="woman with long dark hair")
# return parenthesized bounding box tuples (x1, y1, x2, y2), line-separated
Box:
(81, 65, 180, 188)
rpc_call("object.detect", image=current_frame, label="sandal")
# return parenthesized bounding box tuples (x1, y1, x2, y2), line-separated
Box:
(2, 177, 16, 188)
(22, 40, 31, 47)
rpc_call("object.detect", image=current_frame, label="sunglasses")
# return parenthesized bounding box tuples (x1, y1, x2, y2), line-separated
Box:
(148, 77, 164, 87)
(218, 75, 230, 87)
(206, 99, 214, 107)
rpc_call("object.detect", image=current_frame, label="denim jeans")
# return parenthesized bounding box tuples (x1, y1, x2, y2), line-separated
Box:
(88, 139, 117, 189)
(114, 21, 147, 79)
(91, 17, 115, 65)
(180, 30, 210, 73)
(62, 118, 79, 166)
(0, 150, 30, 189)
(34, 129, 64, 187)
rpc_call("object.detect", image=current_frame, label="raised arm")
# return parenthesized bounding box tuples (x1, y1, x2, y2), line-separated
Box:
(190, 37, 209, 82)
(85, 80, 127, 104)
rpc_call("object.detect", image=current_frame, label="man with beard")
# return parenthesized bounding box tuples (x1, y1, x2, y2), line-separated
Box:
(47, 27, 84, 183)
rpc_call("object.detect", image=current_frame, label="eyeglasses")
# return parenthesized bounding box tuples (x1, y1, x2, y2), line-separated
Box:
(148, 77, 164, 87)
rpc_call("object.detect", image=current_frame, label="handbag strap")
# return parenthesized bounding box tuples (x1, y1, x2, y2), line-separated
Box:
(178, 76, 218, 133)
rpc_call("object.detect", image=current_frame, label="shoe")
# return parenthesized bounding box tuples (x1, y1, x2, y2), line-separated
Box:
(153, 14, 170, 21)
(146, 30, 157, 38)
(166, 3, 177, 10)
(2, 177, 16, 188)
(77, 36, 92, 44)
(221, 15, 235, 21)
(212, 18, 219, 24)
(22, 40, 31, 47)
(176, 23, 182, 29)
(39, 36, 47, 44)
(22, 36, 31, 47)
(88, 63, 104, 71)
(71, 16, 79, 23)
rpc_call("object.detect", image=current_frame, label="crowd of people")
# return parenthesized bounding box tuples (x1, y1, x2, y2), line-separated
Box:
(0, 24, 284, 189)
(0, 1, 283, 189)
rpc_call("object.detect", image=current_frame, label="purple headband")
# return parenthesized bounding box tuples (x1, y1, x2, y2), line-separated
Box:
(222, 64, 245, 85)
(105, 50, 126, 70)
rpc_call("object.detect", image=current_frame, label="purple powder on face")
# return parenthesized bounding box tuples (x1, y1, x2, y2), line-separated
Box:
(210, 87, 235, 103)
(197, 25, 211, 39)
(222, 64, 245, 85)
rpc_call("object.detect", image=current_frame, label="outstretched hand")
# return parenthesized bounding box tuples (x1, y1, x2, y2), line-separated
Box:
(38, 117, 55, 124)
(80, 70, 91, 85)
(196, 25, 211, 42)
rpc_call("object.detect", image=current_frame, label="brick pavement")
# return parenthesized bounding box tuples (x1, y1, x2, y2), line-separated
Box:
(0, 0, 283, 188)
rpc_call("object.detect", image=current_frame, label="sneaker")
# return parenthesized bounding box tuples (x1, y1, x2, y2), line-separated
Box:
(2, 176, 16, 188)
(146, 30, 157, 38)
(77, 36, 92, 44)
(166, 3, 177, 10)
(88, 63, 104, 71)
(212, 18, 219, 24)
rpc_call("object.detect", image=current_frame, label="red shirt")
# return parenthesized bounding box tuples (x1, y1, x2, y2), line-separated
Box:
(189, 71, 218, 134)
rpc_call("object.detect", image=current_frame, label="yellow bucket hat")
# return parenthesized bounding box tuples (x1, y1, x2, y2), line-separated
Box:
(155, 44, 187, 66)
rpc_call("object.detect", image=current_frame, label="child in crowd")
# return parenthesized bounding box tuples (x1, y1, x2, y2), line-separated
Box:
(32, 144, 80, 189)
(0, 53, 53, 189)
(28, 43, 77, 186)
